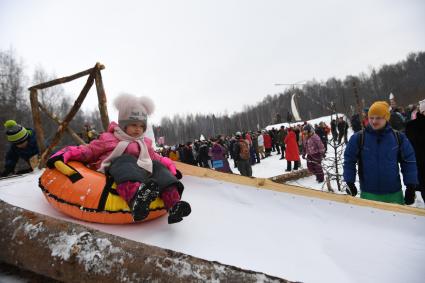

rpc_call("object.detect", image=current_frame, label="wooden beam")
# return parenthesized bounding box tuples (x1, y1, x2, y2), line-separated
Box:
(28, 64, 104, 91)
(94, 66, 110, 131)
(175, 162, 425, 217)
(29, 89, 46, 158)
(38, 103, 86, 145)
(39, 71, 95, 167)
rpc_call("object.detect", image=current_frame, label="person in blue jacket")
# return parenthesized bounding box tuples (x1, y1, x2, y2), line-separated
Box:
(1, 120, 39, 177)
(343, 101, 418, 205)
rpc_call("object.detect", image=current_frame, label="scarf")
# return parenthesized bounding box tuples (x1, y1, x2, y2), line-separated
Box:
(98, 127, 153, 173)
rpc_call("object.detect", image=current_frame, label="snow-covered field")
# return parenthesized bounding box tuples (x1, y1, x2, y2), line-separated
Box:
(0, 169, 424, 283)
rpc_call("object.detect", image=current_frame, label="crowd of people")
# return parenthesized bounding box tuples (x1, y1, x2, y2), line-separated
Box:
(157, 117, 351, 184)
(1, 96, 424, 208)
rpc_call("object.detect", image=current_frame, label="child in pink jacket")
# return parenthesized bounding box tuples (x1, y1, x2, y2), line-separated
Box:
(47, 93, 191, 224)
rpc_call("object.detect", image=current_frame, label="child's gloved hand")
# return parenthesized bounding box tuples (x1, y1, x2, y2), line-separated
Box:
(160, 157, 177, 175)
(46, 154, 64, 169)
(175, 169, 183, 180)
(47, 150, 74, 169)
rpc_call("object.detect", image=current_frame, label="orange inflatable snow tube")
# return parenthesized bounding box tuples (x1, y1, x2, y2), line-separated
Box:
(39, 161, 167, 224)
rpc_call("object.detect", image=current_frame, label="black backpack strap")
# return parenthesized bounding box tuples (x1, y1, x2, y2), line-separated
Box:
(391, 129, 403, 163)
(356, 130, 364, 179)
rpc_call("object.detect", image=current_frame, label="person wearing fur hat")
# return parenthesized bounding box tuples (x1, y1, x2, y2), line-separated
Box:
(302, 124, 325, 183)
(343, 101, 418, 205)
(405, 99, 425, 203)
(47, 93, 191, 224)
(1, 120, 39, 177)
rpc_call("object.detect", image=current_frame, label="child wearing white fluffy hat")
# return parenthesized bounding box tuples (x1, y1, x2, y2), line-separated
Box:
(47, 93, 191, 224)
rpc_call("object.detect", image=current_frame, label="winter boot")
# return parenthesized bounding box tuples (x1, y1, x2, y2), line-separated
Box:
(130, 181, 160, 222)
(285, 161, 292, 172)
(168, 201, 192, 224)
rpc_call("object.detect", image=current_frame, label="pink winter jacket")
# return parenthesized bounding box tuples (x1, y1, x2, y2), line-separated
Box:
(53, 122, 176, 174)
(302, 133, 325, 156)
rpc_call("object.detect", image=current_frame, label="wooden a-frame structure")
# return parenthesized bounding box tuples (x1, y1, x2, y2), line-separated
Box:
(28, 63, 109, 167)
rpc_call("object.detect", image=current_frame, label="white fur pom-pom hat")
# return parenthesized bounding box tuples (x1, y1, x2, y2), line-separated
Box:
(113, 93, 155, 129)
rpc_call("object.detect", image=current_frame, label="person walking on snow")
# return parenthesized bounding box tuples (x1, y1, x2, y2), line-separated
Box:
(277, 126, 286, 160)
(47, 93, 191, 224)
(302, 124, 325, 183)
(209, 137, 232, 173)
(337, 117, 348, 144)
(257, 131, 265, 159)
(233, 132, 252, 177)
(263, 131, 272, 157)
(284, 127, 300, 171)
(343, 101, 418, 204)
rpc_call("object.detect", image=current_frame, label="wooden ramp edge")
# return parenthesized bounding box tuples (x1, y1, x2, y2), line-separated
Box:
(176, 162, 425, 217)
(0, 200, 291, 283)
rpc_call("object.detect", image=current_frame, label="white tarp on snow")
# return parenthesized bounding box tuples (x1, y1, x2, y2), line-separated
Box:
(0, 171, 424, 283)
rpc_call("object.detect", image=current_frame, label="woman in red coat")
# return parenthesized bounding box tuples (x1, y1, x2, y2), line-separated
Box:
(284, 128, 300, 171)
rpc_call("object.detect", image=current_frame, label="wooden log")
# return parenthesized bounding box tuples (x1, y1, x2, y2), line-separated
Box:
(0, 200, 290, 283)
(270, 169, 312, 183)
(28, 64, 104, 91)
(29, 89, 46, 158)
(94, 67, 110, 131)
(38, 103, 86, 145)
(39, 72, 95, 167)
(175, 162, 425, 217)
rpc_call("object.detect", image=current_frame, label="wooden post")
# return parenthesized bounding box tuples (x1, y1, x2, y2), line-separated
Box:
(38, 103, 86, 145)
(28, 65, 105, 91)
(94, 65, 110, 131)
(29, 89, 46, 156)
(39, 72, 95, 167)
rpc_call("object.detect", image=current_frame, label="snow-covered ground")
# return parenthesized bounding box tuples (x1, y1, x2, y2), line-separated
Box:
(0, 170, 424, 283)
(265, 113, 346, 131)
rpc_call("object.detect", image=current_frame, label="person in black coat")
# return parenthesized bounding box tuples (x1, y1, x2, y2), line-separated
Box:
(198, 141, 210, 168)
(405, 101, 425, 202)
(1, 120, 39, 177)
(350, 114, 362, 133)
(337, 117, 348, 144)
(330, 119, 338, 141)
(182, 142, 196, 165)
(315, 122, 328, 153)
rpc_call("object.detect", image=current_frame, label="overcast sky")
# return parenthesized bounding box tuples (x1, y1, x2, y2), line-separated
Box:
(1, 0, 424, 124)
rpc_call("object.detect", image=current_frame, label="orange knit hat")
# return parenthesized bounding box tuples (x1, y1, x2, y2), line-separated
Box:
(368, 101, 390, 121)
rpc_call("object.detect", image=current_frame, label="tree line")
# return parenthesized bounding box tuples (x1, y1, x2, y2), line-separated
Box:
(155, 52, 425, 144)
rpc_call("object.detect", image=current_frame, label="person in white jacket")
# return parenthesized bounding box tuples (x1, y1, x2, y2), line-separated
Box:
(257, 131, 265, 159)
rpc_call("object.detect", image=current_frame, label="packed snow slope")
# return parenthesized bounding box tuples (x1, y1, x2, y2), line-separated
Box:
(0, 171, 424, 283)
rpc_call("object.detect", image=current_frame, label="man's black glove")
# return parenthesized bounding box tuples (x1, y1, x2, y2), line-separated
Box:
(46, 154, 64, 169)
(404, 184, 417, 205)
(346, 182, 358, 197)
(175, 169, 183, 180)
